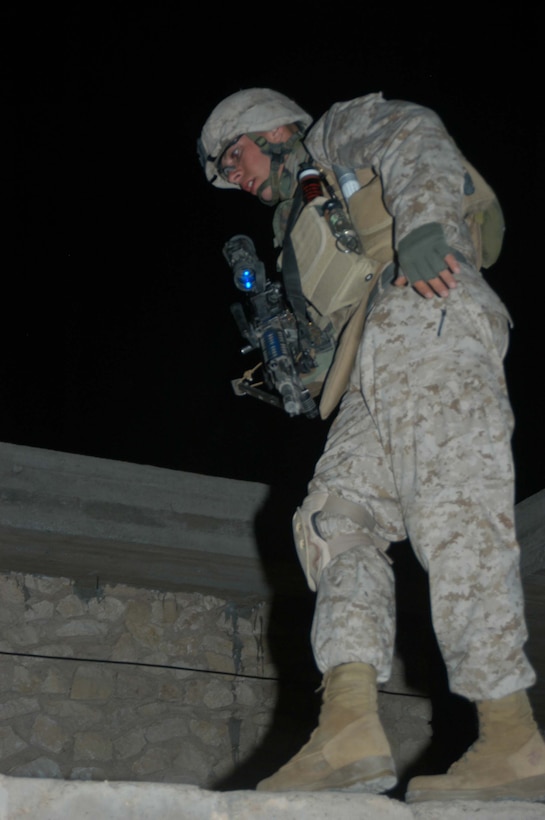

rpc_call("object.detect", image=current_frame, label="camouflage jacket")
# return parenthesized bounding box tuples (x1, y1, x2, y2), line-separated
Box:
(303, 92, 479, 267)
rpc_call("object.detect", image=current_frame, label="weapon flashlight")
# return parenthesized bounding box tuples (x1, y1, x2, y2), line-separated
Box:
(222, 235, 266, 294)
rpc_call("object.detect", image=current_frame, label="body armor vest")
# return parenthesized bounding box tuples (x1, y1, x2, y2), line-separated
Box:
(285, 160, 504, 419)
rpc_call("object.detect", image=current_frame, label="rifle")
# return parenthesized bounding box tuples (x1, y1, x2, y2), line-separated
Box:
(223, 234, 333, 420)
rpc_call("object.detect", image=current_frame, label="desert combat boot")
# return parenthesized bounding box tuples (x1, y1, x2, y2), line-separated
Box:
(406, 690, 545, 803)
(256, 662, 397, 793)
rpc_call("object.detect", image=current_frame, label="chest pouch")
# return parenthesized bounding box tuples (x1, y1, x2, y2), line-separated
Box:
(288, 195, 381, 334)
(283, 196, 384, 418)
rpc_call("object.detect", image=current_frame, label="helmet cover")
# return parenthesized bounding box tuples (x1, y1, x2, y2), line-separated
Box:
(198, 88, 313, 189)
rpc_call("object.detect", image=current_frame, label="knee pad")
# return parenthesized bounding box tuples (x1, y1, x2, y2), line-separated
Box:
(292, 493, 387, 591)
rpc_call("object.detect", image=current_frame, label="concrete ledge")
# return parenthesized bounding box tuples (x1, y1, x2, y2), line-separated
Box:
(1, 775, 545, 819)
(0, 442, 287, 599)
(0, 527, 272, 598)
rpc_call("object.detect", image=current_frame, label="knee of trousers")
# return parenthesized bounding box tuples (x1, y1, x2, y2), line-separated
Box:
(292, 492, 390, 592)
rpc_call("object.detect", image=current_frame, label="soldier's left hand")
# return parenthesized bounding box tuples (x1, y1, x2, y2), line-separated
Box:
(394, 253, 461, 299)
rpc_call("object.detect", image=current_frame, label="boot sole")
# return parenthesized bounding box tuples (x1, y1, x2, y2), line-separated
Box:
(258, 755, 397, 794)
(406, 772, 545, 803)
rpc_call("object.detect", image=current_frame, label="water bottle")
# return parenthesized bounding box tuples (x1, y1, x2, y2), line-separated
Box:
(333, 164, 361, 202)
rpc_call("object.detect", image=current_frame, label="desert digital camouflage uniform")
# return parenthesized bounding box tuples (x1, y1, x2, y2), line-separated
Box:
(298, 93, 536, 701)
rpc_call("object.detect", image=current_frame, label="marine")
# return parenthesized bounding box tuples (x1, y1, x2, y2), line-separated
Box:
(198, 87, 545, 803)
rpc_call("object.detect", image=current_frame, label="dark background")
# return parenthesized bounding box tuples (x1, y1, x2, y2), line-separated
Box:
(2, 8, 542, 502)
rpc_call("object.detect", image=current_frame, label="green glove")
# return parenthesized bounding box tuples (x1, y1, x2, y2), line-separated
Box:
(397, 222, 453, 284)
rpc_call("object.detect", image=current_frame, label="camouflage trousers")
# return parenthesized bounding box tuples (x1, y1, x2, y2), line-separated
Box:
(306, 263, 536, 701)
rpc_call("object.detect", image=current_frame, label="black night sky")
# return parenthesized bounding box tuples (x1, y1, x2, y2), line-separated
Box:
(3, 9, 543, 504)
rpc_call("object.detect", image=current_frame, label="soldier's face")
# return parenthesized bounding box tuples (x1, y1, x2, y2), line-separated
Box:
(219, 125, 295, 202)
(220, 134, 276, 200)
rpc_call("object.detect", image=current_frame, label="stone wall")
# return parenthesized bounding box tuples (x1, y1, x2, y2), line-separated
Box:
(0, 570, 432, 789)
(0, 572, 276, 786)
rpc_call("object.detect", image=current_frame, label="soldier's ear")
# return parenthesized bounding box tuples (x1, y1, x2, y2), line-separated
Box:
(264, 125, 295, 143)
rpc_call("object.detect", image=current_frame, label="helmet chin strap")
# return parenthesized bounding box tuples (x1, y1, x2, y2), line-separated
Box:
(248, 132, 306, 206)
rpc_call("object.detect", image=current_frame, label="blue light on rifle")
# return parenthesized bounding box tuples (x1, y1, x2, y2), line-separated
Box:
(236, 268, 256, 291)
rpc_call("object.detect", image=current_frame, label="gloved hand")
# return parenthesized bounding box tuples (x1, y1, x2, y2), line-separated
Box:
(395, 221, 460, 298)
(397, 222, 454, 285)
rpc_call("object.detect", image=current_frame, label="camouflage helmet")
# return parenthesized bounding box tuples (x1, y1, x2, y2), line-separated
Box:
(197, 88, 313, 190)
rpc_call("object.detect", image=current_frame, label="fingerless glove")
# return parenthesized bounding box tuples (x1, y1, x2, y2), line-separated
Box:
(397, 222, 453, 284)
